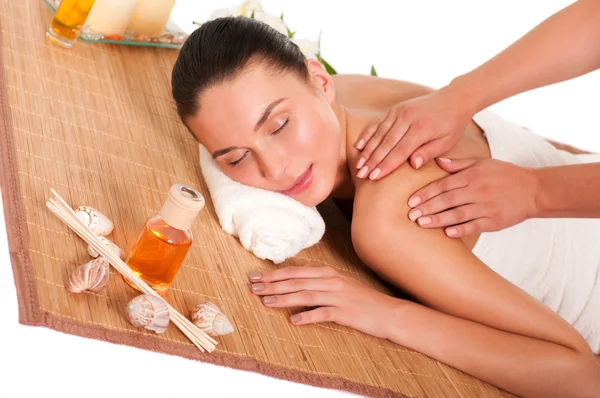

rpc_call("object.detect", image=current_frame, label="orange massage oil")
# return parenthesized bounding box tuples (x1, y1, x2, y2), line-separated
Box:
(125, 184, 204, 294)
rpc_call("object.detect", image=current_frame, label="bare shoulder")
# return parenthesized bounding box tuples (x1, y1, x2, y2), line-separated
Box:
(332, 74, 434, 110)
(334, 74, 490, 157)
(349, 157, 449, 247)
(332, 73, 433, 93)
(343, 106, 449, 230)
(344, 118, 471, 283)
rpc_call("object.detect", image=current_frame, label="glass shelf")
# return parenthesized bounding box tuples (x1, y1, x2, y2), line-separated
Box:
(44, 0, 187, 49)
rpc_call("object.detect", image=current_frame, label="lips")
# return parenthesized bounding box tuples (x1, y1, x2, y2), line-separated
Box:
(279, 165, 313, 196)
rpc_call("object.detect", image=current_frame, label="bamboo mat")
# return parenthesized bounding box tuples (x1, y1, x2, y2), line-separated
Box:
(0, 2, 515, 397)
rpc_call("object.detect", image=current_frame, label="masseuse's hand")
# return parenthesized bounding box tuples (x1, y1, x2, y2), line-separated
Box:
(248, 265, 401, 340)
(408, 158, 539, 238)
(355, 89, 473, 180)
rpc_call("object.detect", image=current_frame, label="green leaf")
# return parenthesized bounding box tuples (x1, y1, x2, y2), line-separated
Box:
(250, 10, 255, 18)
(287, 27, 296, 38)
(280, 11, 284, 20)
(192, 20, 202, 26)
(370, 64, 378, 76)
(315, 53, 337, 75)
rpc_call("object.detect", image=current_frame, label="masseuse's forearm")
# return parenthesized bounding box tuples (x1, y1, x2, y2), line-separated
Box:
(387, 301, 600, 398)
(533, 162, 600, 218)
(446, 0, 600, 114)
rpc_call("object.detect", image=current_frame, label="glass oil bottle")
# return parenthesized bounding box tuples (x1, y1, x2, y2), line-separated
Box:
(125, 184, 205, 294)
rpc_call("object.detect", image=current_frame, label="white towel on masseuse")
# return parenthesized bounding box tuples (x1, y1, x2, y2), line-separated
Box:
(198, 144, 325, 264)
(471, 109, 600, 354)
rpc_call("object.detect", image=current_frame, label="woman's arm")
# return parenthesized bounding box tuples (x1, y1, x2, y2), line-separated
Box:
(404, 157, 600, 238)
(351, 0, 600, 177)
(350, 160, 600, 397)
(534, 162, 600, 218)
(453, 0, 600, 116)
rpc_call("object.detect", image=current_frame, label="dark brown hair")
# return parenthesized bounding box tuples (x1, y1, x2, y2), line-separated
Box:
(171, 16, 309, 126)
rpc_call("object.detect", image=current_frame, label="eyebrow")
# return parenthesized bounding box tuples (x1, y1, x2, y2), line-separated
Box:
(212, 97, 287, 159)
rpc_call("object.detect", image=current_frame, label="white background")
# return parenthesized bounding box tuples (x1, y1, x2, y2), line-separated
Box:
(1, 1, 599, 397)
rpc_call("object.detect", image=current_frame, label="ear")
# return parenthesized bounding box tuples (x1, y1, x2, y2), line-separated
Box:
(306, 58, 336, 105)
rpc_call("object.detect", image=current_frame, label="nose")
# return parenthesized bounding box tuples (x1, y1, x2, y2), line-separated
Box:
(258, 152, 289, 181)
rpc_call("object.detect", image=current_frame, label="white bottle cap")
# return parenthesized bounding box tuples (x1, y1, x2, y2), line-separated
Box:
(159, 184, 205, 231)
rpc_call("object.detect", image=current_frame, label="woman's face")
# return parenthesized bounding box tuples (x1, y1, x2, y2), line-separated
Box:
(186, 59, 342, 207)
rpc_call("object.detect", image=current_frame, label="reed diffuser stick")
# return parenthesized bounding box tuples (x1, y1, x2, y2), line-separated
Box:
(46, 189, 218, 352)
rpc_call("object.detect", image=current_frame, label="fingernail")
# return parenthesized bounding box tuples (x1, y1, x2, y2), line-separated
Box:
(437, 158, 451, 163)
(248, 273, 262, 281)
(252, 283, 265, 292)
(357, 166, 369, 179)
(446, 228, 458, 237)
(369, 168, 381, 180)
(356, 139, 365, 150)
(263, 296, 276, 304)
(356, 157, 366, 169)
(417, 216, 431, 226)
(414, 156, 423, 169)
(408, 209, 422, 221)
(408, 196, 421, 207)
(290, 314, 302, 323)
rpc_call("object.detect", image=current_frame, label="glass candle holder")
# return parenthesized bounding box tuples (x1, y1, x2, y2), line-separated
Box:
(46, 0, 96, 48)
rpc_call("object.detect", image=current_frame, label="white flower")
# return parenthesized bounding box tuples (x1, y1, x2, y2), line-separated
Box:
(253, 11, 288, 36)
(292, 38, 320, 60)
(206, 1, 289, 38)
(207, 7, 233, 20)
(208, 0, 264, 21)
(204, 1, 322, 63)
(236, 0, 264, 17)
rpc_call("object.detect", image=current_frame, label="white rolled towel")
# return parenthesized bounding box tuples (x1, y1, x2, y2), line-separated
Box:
(198, 145, 326, 264)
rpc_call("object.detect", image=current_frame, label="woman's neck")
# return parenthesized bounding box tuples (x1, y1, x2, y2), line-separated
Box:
(328, 101, 382, 200)
(329, 101, 354, 200)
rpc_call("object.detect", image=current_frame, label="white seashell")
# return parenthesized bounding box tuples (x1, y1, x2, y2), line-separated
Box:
(75, 205, 114, 236)
(68, 258, 110, 293)
(126, 294, 170, 334)
(191, 302, 234, 336)
(88, 236, 125, 260)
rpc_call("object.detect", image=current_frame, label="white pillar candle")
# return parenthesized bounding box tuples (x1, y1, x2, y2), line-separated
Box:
(84, 0, 138, 37)
(126, 0, 177, 38)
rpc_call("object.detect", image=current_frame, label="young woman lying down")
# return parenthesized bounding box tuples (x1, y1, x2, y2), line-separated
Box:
(170, 17, 600, 398)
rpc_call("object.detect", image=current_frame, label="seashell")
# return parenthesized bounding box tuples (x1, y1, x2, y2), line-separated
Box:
(191, 302, 234, 336)
(126, 294, 170, 334)
(88, 236, 125, 260)
(75, 205, 114, 236)
(68, 258, 110, 293)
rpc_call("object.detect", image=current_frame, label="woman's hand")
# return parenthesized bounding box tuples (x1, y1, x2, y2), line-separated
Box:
(407, 157, 540, 238)
(247, 265, 402, 340)
(355, 87, 474, 180)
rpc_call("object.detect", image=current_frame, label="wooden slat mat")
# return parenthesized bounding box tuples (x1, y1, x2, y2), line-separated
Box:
(0, 1, 513, 397)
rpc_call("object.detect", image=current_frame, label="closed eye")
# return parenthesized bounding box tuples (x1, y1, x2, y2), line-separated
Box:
(229, 118, 289, 167)
(271, 117, 290, 136)
(229, 151, 248, 167)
